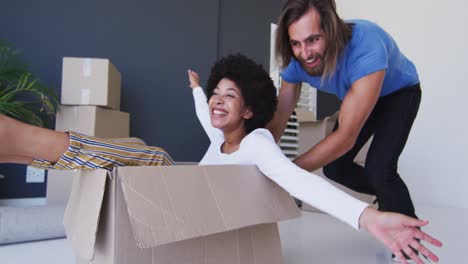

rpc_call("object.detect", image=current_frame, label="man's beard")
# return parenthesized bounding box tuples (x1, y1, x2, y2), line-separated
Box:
(299, 55, 324, 76)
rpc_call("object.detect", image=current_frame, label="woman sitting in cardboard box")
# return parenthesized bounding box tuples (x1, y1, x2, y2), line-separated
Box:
(0, 54, 442, 263)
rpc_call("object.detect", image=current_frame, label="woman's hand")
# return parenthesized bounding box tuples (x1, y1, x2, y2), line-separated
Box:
(359, 207, 443, 264)
(188, 69, 200, 89)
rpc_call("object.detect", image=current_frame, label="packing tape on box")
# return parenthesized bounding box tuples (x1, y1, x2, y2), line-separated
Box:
(82, 58, 92, 77)
(71, 107, 78, 131)
(80, 88, 91, 105)
(80, 58, 92, 105)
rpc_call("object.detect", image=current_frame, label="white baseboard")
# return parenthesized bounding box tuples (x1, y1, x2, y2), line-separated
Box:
(0, 198, 46, 207)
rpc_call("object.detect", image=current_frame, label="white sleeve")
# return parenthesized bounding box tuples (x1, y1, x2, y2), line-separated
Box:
(244, 130, 368, 230)
(192, 87, 223, 141)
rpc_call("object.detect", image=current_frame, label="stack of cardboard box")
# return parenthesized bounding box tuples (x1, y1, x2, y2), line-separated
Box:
(47, 57, 129, 206)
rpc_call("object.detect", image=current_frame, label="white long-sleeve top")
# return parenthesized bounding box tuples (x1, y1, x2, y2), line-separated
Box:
(192, 87, 368, 230)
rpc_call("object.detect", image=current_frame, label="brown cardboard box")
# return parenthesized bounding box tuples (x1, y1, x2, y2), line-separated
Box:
(61, 57, 121, 110)
(46, 170, 80, 206)
(47, 161, 199, 206)
(64, 165, 301, 264)
(297, 112, 374, 212)
(55, 105, 130, 138)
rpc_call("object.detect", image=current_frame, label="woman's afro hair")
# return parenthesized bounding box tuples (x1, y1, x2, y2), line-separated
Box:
(205, 54, 278, 134)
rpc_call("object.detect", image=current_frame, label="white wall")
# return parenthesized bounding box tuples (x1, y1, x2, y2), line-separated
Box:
(336, 0, 468, 209)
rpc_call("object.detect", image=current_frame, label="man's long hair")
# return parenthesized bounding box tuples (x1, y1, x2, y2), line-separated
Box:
(275, 0, 352, 80)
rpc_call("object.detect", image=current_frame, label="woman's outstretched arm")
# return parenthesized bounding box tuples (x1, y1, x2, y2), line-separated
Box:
(188, 70, 223, 141)
(244, 129, 442, 263)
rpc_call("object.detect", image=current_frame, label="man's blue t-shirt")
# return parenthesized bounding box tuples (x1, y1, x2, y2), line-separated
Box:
(281, 20, 419, 100)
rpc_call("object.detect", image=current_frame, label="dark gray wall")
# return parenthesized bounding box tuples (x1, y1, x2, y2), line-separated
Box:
(218, 0, 285, 66)
(0, 0, 285, 198)
(2, 0, 220, 160)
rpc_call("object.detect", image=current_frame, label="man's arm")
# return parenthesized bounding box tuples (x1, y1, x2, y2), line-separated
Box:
(267, 80, 302, 142)
(294, 70, 385, 172)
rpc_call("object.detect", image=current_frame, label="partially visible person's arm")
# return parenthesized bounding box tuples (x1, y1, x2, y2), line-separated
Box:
(266, 80, 302, 142)
(294, 70, 385, 171)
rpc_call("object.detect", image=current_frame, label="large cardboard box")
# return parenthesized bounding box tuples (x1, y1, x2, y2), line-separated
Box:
(297, 112, 374, 212)
(46, 170, 80, 206)
(46, 162, 198, 206)
(64, 165, 301, 264)
(55, 105, 130, 138)
(61, 57, 121, 110)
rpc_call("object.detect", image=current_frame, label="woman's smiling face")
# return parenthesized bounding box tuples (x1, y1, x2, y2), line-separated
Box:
(208, 78, 252, 133)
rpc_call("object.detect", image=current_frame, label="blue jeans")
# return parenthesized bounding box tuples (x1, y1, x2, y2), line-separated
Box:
(323, 84, 421, 218)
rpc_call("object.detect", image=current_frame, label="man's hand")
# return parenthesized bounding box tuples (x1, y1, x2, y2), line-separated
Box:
(359, 207, 443, 264)
(188, 69, 200, 89)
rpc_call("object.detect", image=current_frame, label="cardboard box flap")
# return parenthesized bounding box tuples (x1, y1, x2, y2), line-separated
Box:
(116, 165, 300, 248)
(63, 169, 108, 260)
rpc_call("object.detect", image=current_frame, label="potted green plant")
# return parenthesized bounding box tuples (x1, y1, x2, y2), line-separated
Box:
(0, 40, 59, 127)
